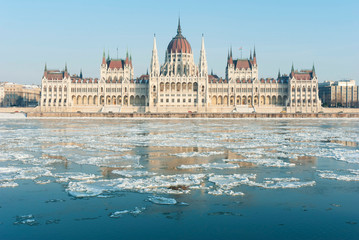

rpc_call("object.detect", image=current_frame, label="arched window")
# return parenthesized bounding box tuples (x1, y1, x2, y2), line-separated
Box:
(193, 82, 198, 92)
(153, 85, 156, 92)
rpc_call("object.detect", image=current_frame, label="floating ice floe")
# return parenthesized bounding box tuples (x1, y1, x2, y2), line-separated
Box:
(54, 172, 100, 183)
(148, 196, 177, 205)
(78, 155, 143, 168)
(66, 174, 207, 197)
(109, 207, 146, 218)
(14, 214, 39, 226)
(224, 158, 295, 167)
(248, 177, 316, 189)
(172, 151, 224, 158)
(112, 170, 157, 178)
(0, 181, 18, 188)
(208, 189, 244, 196)
(209, 174, 256, 189)
(177, 163, 240, 170)
(67, 181, 105, 197)
(317, 169, 359, 181)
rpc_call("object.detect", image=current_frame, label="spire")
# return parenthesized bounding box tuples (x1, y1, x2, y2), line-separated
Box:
(253, 46, 257, 65)
(250, 49, 252, 60)
(312, 63, 316, 73)
(125, 49, 129, 65)
(291, 62, 294, 73)
(65, 62, 67, 72)
(177, 17, 182, 35)
(230, 45, 233, 58)
(150, 34, 160, 76)
(278, 69, 281, 79)
(211, 69, 213, 75)
(107, 50, 110, 61)
(199, 34, 208, 77)
(80, 69, 83, 79)
(102, 49, 106, 65)
(44, 63, 47, 72)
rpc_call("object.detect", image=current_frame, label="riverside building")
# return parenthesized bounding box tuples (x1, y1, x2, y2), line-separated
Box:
(40, 20, 321, 113)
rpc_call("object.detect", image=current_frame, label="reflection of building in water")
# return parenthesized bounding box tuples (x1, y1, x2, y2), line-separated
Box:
(40, 19, 321, 113)
(291, 156, 317, 166)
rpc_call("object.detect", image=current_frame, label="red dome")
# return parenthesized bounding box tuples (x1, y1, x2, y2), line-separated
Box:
(167, 21, 192, 54)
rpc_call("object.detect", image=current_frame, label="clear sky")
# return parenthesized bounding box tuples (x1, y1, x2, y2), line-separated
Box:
(0, 0, 358, 85)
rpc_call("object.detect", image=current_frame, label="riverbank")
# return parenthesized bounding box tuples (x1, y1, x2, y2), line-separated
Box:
(27, 112, 359, 118)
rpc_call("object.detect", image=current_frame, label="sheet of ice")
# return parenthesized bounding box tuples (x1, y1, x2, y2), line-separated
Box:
(0, 181, 19, 188)
(172, 151, 224, 158)
(208, 174, 256, 189)
(224, 158, 295, 167)
(317, 170, 359, 181)
(77, 155, 143, 168)
(112, 170, 157, 178)
(247, 177, 316, 189)
(13, 215, 38, 226)
(66, 181, 105, 197)
(208, 189, 244, 196)
(109, 207, 146, 218)
(178, 163, 240, 170)
(148, 196, 177, 205)
(54, 172, 101, 182)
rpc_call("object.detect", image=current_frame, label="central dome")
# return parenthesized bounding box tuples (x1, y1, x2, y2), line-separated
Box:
(166, 20, 192, 54)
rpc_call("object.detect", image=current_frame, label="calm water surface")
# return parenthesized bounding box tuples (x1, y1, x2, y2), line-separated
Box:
(0, 118, 358, 240)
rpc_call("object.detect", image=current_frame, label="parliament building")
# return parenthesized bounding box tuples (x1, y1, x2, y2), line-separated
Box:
(40, 20, 321, 113)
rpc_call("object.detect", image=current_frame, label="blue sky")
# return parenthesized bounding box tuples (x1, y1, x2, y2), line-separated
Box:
(0, 0, 358, 84)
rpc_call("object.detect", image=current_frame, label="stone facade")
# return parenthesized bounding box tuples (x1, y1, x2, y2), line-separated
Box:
(40, 20, 321, 113)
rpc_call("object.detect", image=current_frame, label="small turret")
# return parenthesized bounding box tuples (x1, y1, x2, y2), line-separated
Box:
(253, 46, 257, 65)
(102, 50, 106, 65)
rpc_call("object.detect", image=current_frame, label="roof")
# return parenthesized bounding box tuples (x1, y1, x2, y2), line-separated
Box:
(108, 59, 125, 69)
(167, 21, 192, 54)
(291, 70, 314, 80)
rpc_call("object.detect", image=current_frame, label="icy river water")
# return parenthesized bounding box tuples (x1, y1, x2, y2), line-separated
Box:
(0, 118, 358, 240)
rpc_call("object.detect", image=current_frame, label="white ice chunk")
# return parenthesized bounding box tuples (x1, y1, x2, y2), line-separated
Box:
(172, 151, 224, 158)
(224, 158, 295, 167)
(0, 181, 18, 188)
(148, 196, 177, 205)
(178, 162, 240, 170)
(318, 170, 359, 181)
(112, 170, 157, 178)
(67, 181, 104, 197)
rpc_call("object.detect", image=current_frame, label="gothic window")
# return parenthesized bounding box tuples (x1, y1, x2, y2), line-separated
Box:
(160, 83, 164, 92)
(153, 85, 156, 92)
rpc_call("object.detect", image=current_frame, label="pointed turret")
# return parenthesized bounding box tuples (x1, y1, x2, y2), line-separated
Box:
(44, 63, 47, 72)
(150, 34, 160, 76)
(80, 69, 83, 79)
(312, 63, 316, 76)
(253, 46, 257, 65)
(102, 50, 106, 65)
(228, 47, 233, 65)
(250, 49, 252, 60)
(65, 62, 68, 72)
(125, 49, 129, 66)
(278, 69, 281, 79)
(199, 34, 208, 77)
(177, 17, 182, 36)
(130, 54, 132, 68)
(291, 62, 294, 73)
